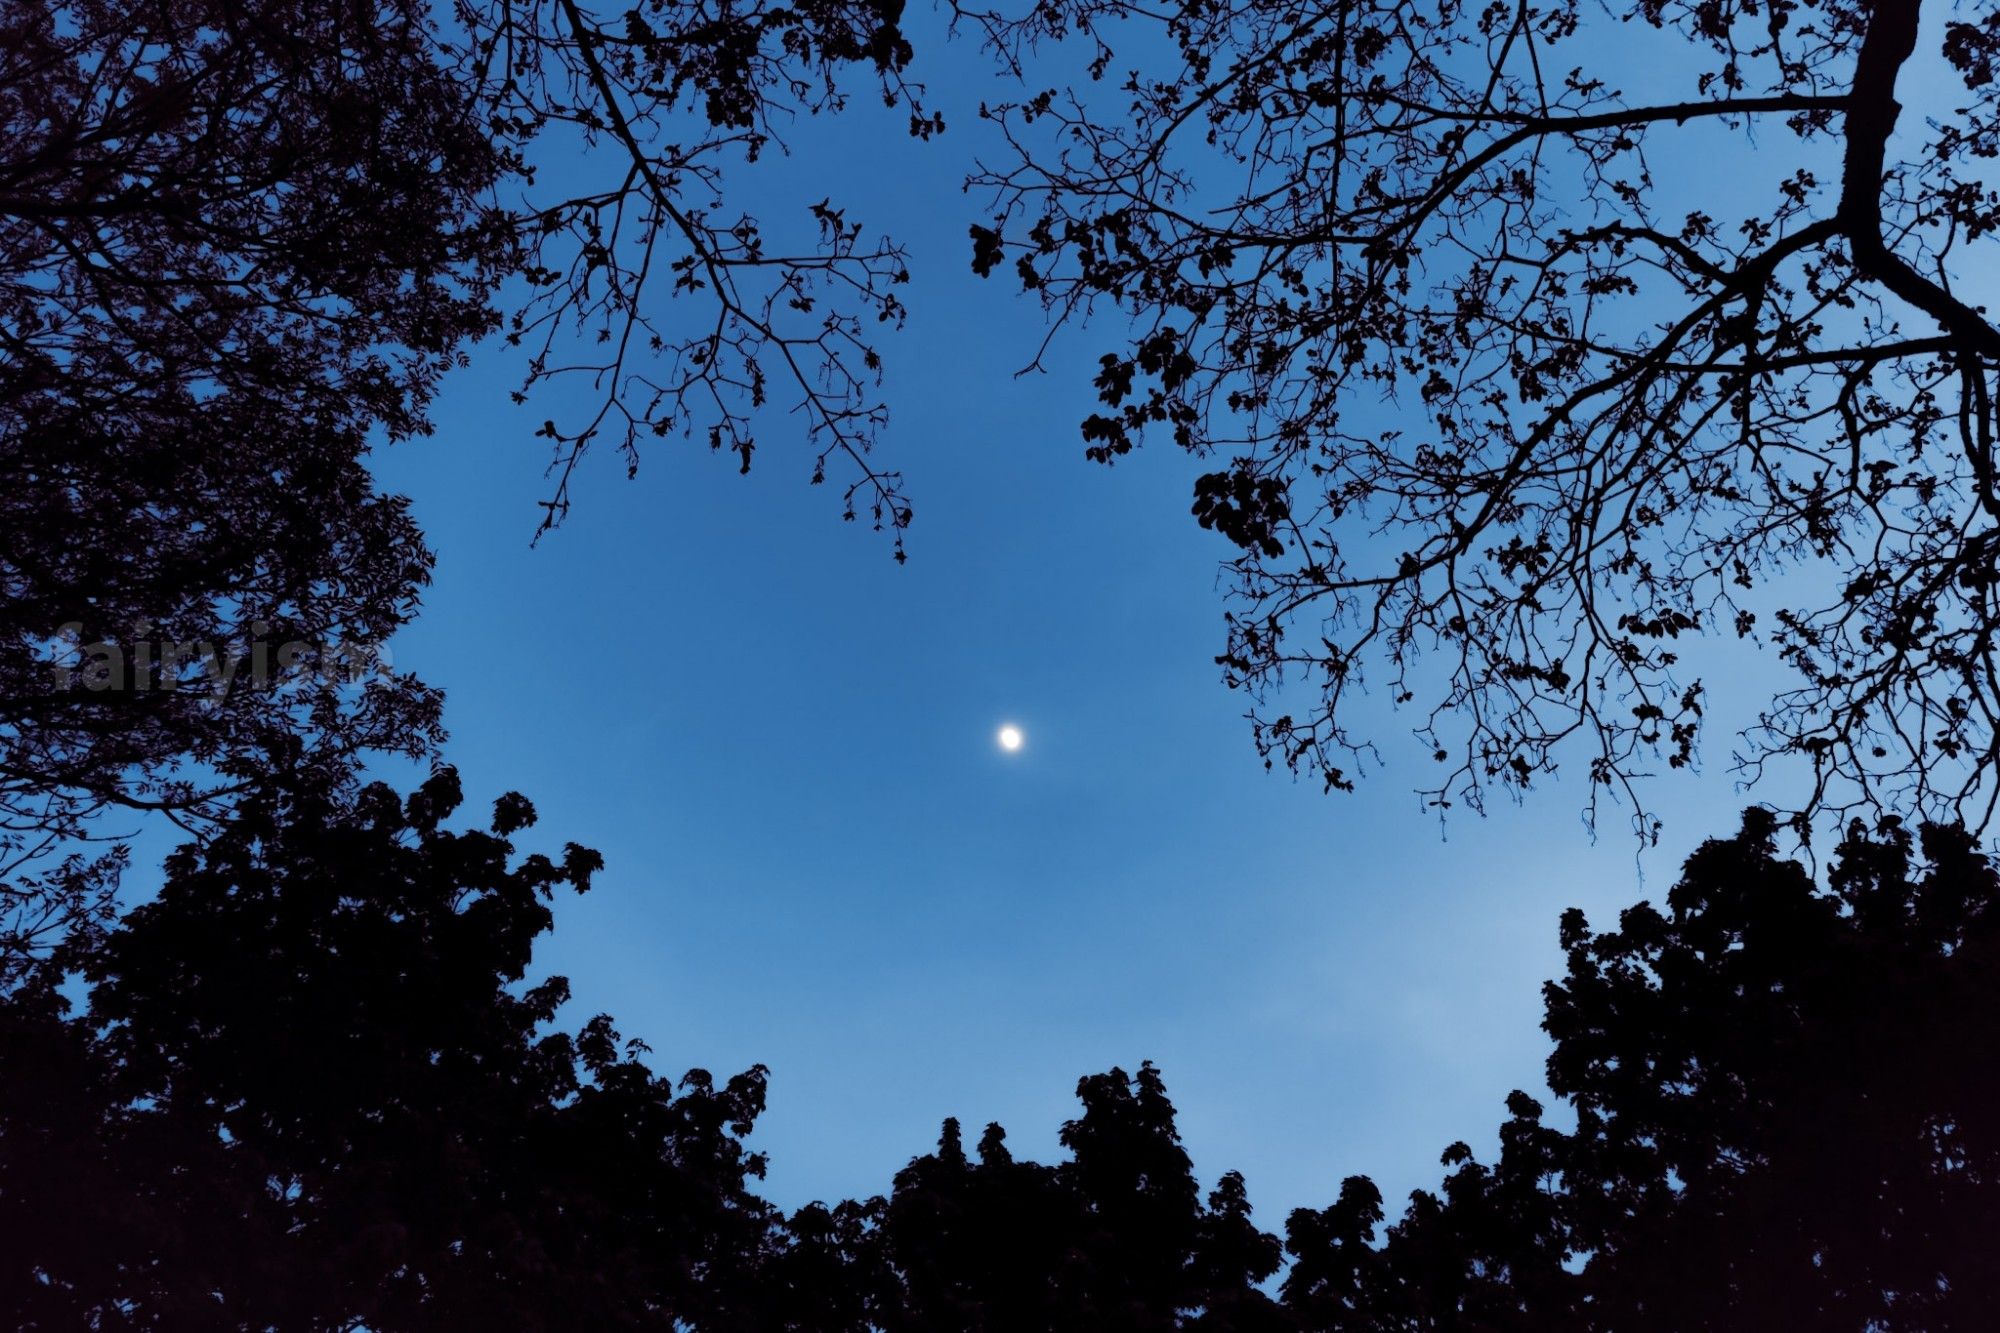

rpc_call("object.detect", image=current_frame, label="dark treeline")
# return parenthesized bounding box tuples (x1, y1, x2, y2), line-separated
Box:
(12, 0, 2000, 1326)
(5, 775, 1996, 1329)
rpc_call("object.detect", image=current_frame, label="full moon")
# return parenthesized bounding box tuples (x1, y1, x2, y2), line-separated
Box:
(997, 724, 1024, 753)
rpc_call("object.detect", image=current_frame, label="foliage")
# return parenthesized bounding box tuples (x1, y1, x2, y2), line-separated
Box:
(461, 0, 934, 550)
(874, 1068, 1287, 1331)
(0, 767, 777, 1329)
(963, 0, 2000, 838)
(1283, 808, 2000, 1328)
(6, 796, 1998, 1328)
(0, 0, 932, 961)
(8, 4, 2000, 1324)
(0, 0, 513, 919)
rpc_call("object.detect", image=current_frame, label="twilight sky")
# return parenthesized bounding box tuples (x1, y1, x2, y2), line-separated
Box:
(365, 22, 1810, 1228)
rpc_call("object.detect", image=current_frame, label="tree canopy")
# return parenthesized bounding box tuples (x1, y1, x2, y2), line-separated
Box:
(0, 0, 510, 939)
(6, 787, 1996, 1328)
(9, 2, 2000, 1324)
(0, 0, 929, 960)
(965, 0, 2000, 837)
(2, 767, 779, 1329)
(20, 0, 2000, 889)
(464, 0, 931, 549)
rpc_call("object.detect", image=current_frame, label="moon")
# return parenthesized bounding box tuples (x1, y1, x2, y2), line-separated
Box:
(997, 724, 1024, 753)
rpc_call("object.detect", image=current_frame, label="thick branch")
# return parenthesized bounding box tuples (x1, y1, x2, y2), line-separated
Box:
(1841, 0, 2000, 358)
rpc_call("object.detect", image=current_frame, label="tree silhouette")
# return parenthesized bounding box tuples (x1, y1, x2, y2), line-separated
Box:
(0, 767, 777, 1329)
(2, 0, 933, 965)
(874, 1067, 1287, 1331)
(1538, 809, 2000, 1326)
(963, 0, 2000, 838)
(0, 0, 515, 953)
(465, 0, 933, 553)
(862, 812, 2000, 1330)
(5, 802, 1999, 1327)
(31, 0, 2000, 869)
(1278, 810, 2000, 1330)
(8, 9, 2000, 1317)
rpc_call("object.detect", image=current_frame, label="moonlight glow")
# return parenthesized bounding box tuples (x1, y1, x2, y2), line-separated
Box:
(997, 724, 1024, 753)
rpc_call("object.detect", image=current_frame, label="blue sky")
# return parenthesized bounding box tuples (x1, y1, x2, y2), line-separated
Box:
(367, 24, 1796, 1228)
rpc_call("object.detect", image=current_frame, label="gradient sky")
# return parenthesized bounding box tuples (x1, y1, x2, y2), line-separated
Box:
(361, 22, 1833, 1230)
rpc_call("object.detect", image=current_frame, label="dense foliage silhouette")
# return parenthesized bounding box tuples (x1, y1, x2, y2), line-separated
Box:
(1280, 809, 2000, 1329)
(1, 0, 924, 964)
(0, 0, 512, 957)
(2, 766, 779, 1328)
(6, 796, 1997, 1328)
(7, 5, 2000, 1326)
